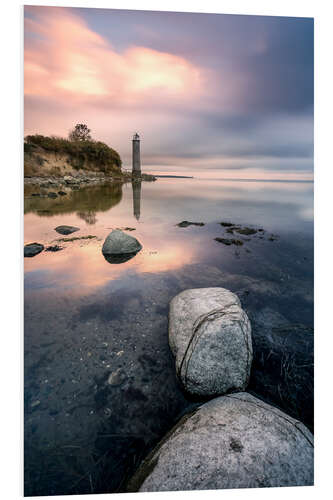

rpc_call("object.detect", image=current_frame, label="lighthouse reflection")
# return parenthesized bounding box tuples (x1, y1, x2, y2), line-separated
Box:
(132, 179, 142, 220)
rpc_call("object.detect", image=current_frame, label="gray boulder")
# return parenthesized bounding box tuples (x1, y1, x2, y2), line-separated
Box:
(55, 225, 80, 235)
(169, 288, 252, 396)
(128, 392, 314, 492)
(24, 243, 44, 257)
(102, 230, 142, 264)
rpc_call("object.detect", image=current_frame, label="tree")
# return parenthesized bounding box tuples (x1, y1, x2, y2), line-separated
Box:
(68, 123, 92, 142)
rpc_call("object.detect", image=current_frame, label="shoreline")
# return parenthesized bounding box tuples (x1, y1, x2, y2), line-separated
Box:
(24, 170, 157, 190)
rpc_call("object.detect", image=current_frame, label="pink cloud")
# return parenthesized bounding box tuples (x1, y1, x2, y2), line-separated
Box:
(24, 7, 203, 108)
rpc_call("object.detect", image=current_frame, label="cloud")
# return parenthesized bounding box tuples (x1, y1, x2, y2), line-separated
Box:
(24, 6, 313, 179)
(24, 7, 202, 109)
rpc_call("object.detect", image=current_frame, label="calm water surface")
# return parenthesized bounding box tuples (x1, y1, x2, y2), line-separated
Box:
(24, 178, 314, 496)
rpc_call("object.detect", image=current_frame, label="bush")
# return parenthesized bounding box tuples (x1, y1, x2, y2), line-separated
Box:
(24, 135, 122, 171)
(24, 142, 38, 154)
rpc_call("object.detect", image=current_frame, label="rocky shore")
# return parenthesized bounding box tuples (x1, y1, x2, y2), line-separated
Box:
(24, 170, 157, 191)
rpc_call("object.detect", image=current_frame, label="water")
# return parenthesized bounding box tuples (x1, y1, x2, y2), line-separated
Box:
(24, 178, 314, 496)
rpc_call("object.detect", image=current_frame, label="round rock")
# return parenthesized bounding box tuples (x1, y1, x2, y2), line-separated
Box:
(128, 392, 314, 492)
(55, 225, 80, 235)
(169, 287, 252, 396)
(24, 243, 44, 257)
(102, 230, 142, 263)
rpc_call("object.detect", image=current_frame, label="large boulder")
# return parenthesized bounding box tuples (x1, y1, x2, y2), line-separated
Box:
(128, 392, 314, 492)
(169, 288, 252, 396)
(24, 242, 44, 257)
(102, 229, 142, 264)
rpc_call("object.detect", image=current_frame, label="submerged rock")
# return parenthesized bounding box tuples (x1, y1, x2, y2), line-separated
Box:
(215, 237, 243, 246)
(107, 368, 127, 386)
(56, 235, 96, 243)
(219, 221, 235, 227)
(24, 243, 44, 257)
(234, 227, 257, 235)
(169, 288, 252, 396)
(55, 225, 80, 235)
(102, 230, 142, 264)
(45, 245, 63, 252)
(128, 392, 313, 492)
(47, 192, 58, 198)
(177, 221, 205, 228)
(58, 191, 67, 196)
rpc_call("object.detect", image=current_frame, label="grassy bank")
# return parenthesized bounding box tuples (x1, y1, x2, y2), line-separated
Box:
(24, 134, 122, 177)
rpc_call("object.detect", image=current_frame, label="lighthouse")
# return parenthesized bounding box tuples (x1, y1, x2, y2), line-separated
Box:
(132, 132, 141, 176)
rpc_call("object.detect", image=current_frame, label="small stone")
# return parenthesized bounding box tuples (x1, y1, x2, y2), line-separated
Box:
(24, 243, 44, 257)
(64, 176, 79, 185)
(45, 245, 63, 252)
(107, 368, 126, 386)
(219, 222, 235, 227)
(55, 225, 80, 235)
(215, 237, 243, 246)
(177, 221, 205, 228)
(102, 230, 142, 264)
(234, 227, 257, 235)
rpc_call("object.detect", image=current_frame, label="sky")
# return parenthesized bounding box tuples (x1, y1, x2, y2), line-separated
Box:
(24, 6, 314, 179)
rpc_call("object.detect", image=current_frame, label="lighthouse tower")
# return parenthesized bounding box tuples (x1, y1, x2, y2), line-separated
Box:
(132, 132, 141, 176)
